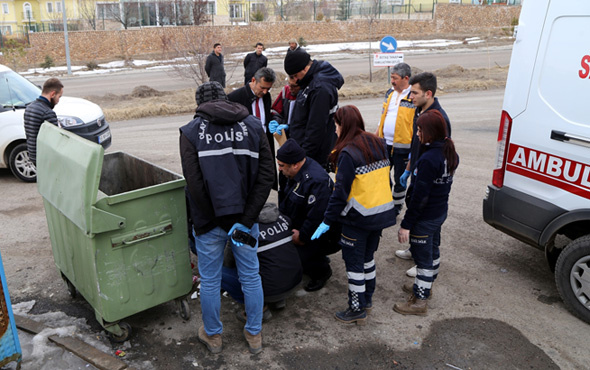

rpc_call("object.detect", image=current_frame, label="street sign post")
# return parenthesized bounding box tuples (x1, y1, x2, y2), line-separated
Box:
(380, 36, 398, 53)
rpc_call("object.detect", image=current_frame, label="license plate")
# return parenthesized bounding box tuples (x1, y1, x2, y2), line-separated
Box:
(98, 130, 111, 144)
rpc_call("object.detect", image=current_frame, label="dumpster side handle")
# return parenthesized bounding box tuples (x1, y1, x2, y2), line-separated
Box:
(91, 207, 126, 234)
(122, 230, 167, 246)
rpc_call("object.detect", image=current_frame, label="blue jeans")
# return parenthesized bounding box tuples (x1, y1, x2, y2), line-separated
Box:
(409, 214, 446, 299)
(222, 266, 246, 304)
(194, 224, 263, 335)
(340, 225, 381, 311)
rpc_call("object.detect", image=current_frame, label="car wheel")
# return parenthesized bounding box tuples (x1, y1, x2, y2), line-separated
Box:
(555, 235, 590, 324)
(9, 143, 36, 182)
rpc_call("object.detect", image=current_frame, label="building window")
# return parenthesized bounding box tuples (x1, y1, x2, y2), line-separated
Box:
(96, 2, 119, 20)
(1, 25, 12, 35)
(55, 1, 62, 13)
(229, 3, 242, 18)
(23, 3, 32, 19)
(47, 2, 53, 13)
(251, 3, 264, 13)
(2, 3, 9, 14)
(206, 1, 215, 15)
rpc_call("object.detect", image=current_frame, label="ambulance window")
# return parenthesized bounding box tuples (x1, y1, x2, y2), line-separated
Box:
(538, 16, 590, 127)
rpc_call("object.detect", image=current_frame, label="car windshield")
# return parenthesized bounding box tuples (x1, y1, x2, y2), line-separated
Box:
(0, 70, 40, 108)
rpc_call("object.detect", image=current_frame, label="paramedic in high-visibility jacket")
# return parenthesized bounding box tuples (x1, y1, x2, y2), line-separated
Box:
(311, 105, 397, 326)
(376, 62, 416, 217)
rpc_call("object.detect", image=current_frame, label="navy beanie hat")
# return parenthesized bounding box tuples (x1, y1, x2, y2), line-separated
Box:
(284, 49, 311, 76)
(196, 81, 227, 105)
(277, 139, 306, 164)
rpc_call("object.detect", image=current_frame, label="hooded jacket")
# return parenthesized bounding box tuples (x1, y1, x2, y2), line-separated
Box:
(180, 99, 274, 235)
(256, 203, 302, 297)
(223, 203, 302, 298)
(289, 60, 344, 168)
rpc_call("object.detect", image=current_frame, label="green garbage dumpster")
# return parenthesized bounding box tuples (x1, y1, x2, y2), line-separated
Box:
(36, 122, 192, 342)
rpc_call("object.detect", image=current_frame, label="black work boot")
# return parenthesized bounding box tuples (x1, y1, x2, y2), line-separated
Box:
(334, 307, 367, 325)
(304, 268, 332, 292)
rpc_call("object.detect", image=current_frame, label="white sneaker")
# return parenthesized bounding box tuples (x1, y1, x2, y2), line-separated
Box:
(395, 248, 412, 260)
(406, 265, 417, 277)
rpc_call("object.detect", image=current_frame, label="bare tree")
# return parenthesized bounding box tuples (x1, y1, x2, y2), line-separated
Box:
(163, 28, 237, 86)
(162, 28, 213, 85)
(156, 0, 209, 26)
(107, 1, 139, 29)
(191, 0, 210, 25)
(360, 0, 383, 82)
(78, 0, 97, 30)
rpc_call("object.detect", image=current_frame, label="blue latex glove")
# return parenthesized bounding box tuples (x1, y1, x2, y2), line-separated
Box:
(399, 170, 411, 189)
(275, 124, 289, 135)
(268, 120, 279, 134)
(228, 223, 250, 247)
(311, 222, 330, 240)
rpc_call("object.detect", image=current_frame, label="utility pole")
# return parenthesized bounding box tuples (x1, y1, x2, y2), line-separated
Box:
(61, 0, 72, 75)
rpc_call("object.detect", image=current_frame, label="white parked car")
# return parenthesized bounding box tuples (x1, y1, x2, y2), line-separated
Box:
(0, 64, 111, 182)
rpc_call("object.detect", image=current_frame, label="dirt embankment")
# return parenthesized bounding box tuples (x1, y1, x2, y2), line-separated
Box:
(88, 63, 508, 122)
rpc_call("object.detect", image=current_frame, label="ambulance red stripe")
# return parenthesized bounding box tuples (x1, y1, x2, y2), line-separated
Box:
(506, 144, 590, 200)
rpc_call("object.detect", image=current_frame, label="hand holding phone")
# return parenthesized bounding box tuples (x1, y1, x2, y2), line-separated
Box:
(228, 223, 257, 248)
(231, 228, 257, 248)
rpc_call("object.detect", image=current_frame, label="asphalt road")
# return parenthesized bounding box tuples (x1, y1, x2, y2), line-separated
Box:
(27, 46, 513, 98)
(1, 87, 586, 368)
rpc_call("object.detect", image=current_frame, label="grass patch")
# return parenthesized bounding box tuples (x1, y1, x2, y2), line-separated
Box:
(88, 65, 508, 122)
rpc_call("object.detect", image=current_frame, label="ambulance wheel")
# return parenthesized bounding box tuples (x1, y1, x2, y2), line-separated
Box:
(178, 298, 191, 320)
(545, 239, 562, 273)
(109, 322, 132, 343)
(555, 235, 590, 324)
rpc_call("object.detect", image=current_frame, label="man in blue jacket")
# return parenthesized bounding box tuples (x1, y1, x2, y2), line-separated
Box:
(396, 72, 452, 269)
(284, 49, 344, 169)
(180, 81, 274, 355)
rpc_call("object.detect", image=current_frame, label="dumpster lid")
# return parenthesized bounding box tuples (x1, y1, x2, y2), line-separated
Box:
(37, 122, 104, 233)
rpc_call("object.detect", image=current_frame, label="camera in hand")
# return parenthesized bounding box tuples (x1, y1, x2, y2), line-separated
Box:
(231, 229, 257, 248)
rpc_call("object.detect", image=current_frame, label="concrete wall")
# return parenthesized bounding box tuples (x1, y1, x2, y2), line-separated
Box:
(2, 4, 520, 67)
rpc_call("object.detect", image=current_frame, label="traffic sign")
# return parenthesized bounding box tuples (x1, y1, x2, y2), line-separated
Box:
(373, 53, 404, 67)
(380, 36, 397, 53)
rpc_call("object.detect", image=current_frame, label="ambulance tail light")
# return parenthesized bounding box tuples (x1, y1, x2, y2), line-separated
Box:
(492, 110, 513, 188)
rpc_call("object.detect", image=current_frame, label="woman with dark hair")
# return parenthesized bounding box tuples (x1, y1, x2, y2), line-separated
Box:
(311, 105, 396, 325)
(394, 109, 459, 316)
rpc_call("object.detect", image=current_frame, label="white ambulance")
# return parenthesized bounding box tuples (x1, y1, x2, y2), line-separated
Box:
(483, 0, 590, 324)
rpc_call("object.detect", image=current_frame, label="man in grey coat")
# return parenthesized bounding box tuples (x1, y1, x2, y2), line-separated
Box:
(23, 77, 63, 165)
(205, 43, 226, 88)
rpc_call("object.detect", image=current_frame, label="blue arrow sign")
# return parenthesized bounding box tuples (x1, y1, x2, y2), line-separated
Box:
(380, 36, 397, 53)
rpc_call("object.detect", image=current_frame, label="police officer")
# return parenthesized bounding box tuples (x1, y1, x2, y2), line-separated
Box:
(277, 139, 337, 292)
(222, 203, 303, 316)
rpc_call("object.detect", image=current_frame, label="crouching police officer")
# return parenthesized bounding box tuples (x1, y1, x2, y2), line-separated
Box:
(277, 139, 340, 292)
